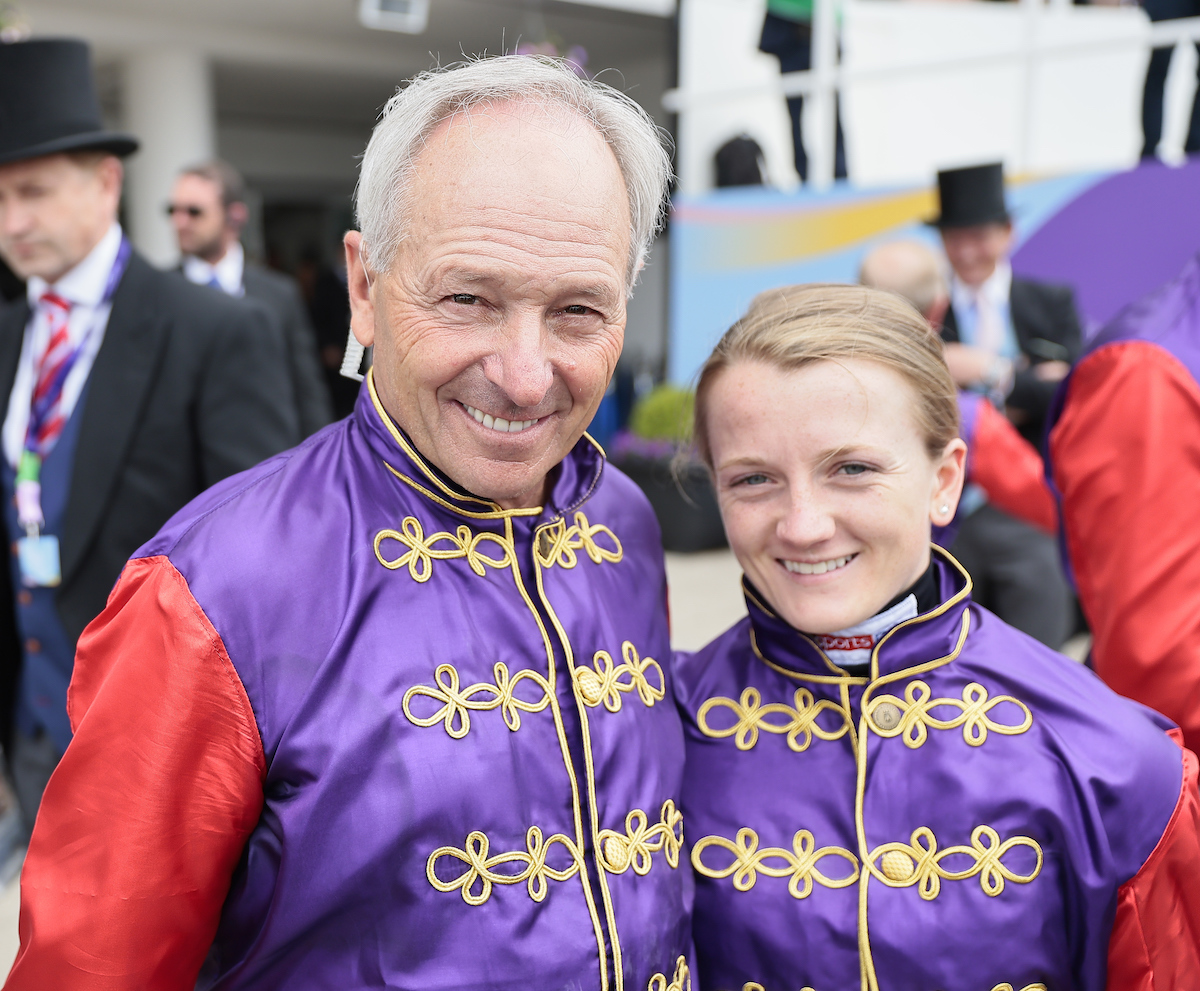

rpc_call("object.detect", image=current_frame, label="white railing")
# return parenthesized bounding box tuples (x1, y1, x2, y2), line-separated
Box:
(663, 3, 1200, 191)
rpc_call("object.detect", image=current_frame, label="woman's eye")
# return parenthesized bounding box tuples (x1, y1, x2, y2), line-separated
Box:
(839, 463, 870, 476)
(450, 293, 478, 305)
(734, 473, 769, 487)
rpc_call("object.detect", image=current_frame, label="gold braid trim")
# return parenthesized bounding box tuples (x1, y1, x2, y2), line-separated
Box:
(742, 985, 816, 991)
(865, 680, 1032, 748)
(536, 510, 622, 569)
(647, 956, 691, 991)
(867, 825, 1043, 900)
(992, 985, 1048, 990)
(402, 662, 552, 738)
(575, 641, 665, 712)
(598, 800, 684, 875)
(427, 826, 582, 906)
(691, 826, 859, 899)
(697, 686, 850, 751)
(374, 516, 513, 582)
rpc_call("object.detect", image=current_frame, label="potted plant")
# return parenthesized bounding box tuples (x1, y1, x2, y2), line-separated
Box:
(610, 385, 727, 553)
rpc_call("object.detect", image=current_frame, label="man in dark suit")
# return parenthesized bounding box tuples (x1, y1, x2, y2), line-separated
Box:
(0, 39, 299, 833)
(170, 160, 333, 436)
(932, 162, 1079, 648)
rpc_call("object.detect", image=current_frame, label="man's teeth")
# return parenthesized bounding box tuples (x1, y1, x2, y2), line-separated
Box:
(783, 555, 854, 576)
(464, 404, 539, 434)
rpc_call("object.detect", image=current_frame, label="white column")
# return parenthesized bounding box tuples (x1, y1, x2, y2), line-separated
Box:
(122, 49, 215, 267)
(807, 0, 838, 189)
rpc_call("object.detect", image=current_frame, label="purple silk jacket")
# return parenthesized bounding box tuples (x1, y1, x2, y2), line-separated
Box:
(35, 373, 692, 989)
(673, 549, 1183, 991)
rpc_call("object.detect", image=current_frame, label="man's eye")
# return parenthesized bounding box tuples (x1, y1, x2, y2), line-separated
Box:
(450, 293, 478, 305)
(839, 463, 870, 476)
(563, 304, 593, 316)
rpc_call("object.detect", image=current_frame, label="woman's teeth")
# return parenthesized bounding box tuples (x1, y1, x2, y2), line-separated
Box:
(783, 555, 854, 576)
(464, 404, 540, 434)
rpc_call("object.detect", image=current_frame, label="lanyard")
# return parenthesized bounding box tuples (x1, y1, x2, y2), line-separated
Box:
(15, 237, 132, 535)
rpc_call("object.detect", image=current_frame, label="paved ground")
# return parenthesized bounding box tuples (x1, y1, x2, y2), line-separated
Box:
(0, 548, 1086, 972)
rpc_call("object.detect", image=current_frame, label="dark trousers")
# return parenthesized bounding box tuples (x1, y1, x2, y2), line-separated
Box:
(1141, 0, 1200, 157)
(11, 728, 61, 839)
(759, 12, 848, 182)
(949, 504, 1073, 650)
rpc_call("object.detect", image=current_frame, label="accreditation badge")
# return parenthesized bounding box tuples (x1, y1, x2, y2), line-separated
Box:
(17, 534, 62, 588)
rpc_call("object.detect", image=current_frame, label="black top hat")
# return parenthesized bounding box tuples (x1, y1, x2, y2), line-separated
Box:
(0, 39, 139, 167)
(929, 162, 1010, 229)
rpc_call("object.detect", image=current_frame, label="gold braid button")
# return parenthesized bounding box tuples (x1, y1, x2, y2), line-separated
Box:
(879, 849, 915, 882)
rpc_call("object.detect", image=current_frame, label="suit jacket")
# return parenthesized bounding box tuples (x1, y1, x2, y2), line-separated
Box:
(942, 275, 1083, 444)
(0, 252, 300, 749)
(242, 262, 333, 437)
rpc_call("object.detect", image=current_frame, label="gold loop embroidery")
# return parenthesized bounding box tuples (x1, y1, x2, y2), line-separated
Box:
(697, 687, 850, 752)
(867, 825, 1043, 900)
(598, 800, 684, 875)
(427, 826, 582, 905)
(374, 516, 513, 582)
(742, 985, 817, 991)
(647, 955, 691, 991)
(402, 662, 552, 738)
(691, 827, 860, 899)
(865, 680, 1033, 748)
(576, 641, 665, 712)
(992, 985, 1048, 991)
(536, 511, 622, 569)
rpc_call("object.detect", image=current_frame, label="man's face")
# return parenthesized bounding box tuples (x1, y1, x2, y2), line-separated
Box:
(169, 174, 227, 260)
(0, 153, 122, 283)
(346, 102, 632, 511)
(940, 222, 1013, 288)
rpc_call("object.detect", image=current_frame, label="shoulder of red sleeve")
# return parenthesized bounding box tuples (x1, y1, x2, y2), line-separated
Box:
(1106, 738, 1200, 990)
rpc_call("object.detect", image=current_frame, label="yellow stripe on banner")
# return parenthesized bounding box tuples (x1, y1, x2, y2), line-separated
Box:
(696, 188, 938, 272)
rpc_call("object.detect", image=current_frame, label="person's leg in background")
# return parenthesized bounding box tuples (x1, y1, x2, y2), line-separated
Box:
(760, 11, 811, 181)
(950, 504, 1072, 650)
(11, 729, 60, 840)
(1142, 0, 1200, 157)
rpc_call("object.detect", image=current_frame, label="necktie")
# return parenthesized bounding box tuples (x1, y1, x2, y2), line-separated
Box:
(28, 291, 75, 457)
(207, 273, 223, 292)
(972, 287, 1004, 357)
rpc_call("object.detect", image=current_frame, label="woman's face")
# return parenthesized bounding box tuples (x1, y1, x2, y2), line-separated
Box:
(707, 358, 966, 635)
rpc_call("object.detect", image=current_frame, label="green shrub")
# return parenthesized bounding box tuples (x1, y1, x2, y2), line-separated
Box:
(629, 385, 694, 444)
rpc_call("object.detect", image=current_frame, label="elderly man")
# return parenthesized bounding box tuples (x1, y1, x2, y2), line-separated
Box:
(6, 57, 689, 990)
(169, 160, 332, 436)
(0, 38, 297, 839)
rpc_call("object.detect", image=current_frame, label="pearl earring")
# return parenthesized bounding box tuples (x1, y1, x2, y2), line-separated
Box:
(939, 505, 950, 515)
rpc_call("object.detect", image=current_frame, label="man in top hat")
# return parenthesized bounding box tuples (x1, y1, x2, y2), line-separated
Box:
(929, 163, 1079, 649)
(934, 162, 1083, 446)
(0, 38, 298, 835)
(169, 159, 332, 437)
(5, 56, 690, 989)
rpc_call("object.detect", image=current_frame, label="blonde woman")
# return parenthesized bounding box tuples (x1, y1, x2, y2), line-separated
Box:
(673, 285, 1200, 991)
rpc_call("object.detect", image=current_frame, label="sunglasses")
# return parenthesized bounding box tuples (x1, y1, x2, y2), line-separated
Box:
(165, 204, 206, 218)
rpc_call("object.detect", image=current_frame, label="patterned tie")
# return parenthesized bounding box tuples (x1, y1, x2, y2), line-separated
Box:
(28, 290, 75, 457)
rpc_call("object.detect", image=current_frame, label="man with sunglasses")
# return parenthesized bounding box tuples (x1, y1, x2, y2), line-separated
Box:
(0, 39, 299, 834)
(168, 160, 331, 436)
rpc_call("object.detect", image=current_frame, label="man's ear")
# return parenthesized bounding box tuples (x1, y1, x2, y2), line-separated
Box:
(930, 436, 967, 527)
(227, 201, 249, 234)
(344, 230, 375, 348)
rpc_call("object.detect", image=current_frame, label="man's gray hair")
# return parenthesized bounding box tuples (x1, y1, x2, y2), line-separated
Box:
(355, 55, 672, 293)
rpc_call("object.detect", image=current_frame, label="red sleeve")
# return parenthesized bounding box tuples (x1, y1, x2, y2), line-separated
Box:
(1050, 342, 1200, 754)
(4, 555, 266, 991)
(1106, 735, 1200, 989)
(968, 398, 1057, 534)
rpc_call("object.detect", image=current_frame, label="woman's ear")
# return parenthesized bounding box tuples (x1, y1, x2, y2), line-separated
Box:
(930, 437, 968, 526)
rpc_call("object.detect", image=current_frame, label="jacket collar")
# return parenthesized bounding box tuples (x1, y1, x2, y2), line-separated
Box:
(355, 368, 607, 524)
(745, 546, 973, 687)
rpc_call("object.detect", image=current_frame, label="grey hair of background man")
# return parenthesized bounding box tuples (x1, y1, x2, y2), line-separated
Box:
(355, 55, 673, 296)
(858, 240, 947, 319)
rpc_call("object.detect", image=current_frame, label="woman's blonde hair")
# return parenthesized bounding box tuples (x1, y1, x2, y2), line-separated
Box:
(693, 283, 959, 467)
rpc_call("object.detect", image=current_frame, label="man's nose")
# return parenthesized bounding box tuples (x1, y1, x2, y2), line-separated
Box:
(484, 312, 555, 410)
(776, 486, 837, 546)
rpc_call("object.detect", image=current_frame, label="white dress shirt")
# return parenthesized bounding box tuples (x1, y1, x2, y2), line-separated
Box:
(182, 240, 245, 297)
(949, 260, 1019, 360)
(3, 222, 124, 470)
